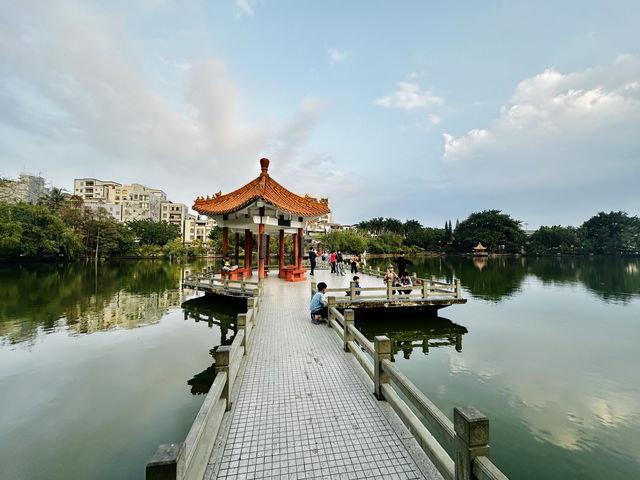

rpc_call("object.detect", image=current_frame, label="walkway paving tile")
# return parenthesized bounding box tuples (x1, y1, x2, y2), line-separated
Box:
(206, 267, 442, 479)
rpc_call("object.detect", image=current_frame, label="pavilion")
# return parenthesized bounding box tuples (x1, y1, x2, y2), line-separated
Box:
(192, 158, 331, 280)
(473, 242, 488, 256)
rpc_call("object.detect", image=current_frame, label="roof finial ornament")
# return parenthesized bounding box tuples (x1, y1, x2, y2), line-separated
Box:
(260, 157, 270, 176)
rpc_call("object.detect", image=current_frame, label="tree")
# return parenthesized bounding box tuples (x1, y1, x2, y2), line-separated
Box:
(208, 226, 223, 252)
(128, 219, 180, 246)
(321, 230, 368, 253)
(454, 210, 525, 253)
(38, 187, 67, 213)
(528, 226, 579, 254)
(0, 202, 83, 258)
(164, 237, 187, 260)
(581, 211, 640, 255)
(188, 238, 208, 257)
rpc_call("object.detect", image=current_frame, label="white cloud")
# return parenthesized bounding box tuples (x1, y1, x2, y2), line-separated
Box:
(235, 0, 254, 17)
(0, 0, 327, 207)
(375, 81, 444, 110)
(441, 55, 640, 194)
(328, 48, 349, 67)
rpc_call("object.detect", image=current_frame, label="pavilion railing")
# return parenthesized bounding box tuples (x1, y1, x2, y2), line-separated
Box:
(319, 293, 508, 480)
(184, 270, 263, 297)
(311, 278, 461, 302)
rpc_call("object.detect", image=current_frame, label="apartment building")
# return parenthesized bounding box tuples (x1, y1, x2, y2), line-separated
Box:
(305, 194, 333, 233)
(160, 202, 188, 233)
(0, 173, 50, 204)
(105, 183, 167, 222)
(183, 214, 217, 244)
(73, 178, 121, 202)
(84, 202, 123, 222)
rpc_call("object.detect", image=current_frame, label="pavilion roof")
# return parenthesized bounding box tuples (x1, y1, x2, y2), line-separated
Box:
(192, 158, 330, 217)
(474, 242, 487, 250)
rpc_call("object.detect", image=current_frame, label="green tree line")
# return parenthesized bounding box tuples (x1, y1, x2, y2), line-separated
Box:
(0, 194, 208, 260)
(320, 210, 640, 255)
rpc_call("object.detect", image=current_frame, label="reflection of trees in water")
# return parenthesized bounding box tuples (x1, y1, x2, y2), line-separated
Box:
(0, 260, 206, 344)
(356, 312, 468, 360)
(368, 256, 640, 303)
(526, 256, 640, 303)
(181, 295, 243, 395)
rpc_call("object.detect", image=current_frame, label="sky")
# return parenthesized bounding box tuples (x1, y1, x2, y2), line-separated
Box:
(0, 0, 639, 229)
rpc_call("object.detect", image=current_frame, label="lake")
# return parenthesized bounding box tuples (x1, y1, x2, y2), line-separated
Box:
(1, 256, 638, 479)
(0, 259, 238, 480)
(363, 255, 640, 480)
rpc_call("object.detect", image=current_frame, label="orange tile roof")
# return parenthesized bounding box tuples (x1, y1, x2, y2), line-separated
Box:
(192, 158, 331, 217)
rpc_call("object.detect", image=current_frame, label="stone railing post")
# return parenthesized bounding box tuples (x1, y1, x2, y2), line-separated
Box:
(327, 296, 336, 325)
(343, 309, 354, 352)
(373, 336, 390, 400)
(423, 280, 429, 299)
(455, 278, 461, 298)
(253, 290, 259, 311)
(247, 297, 255, 311)
(311, 281, 317, 298)
(237, 313, 247, 354)
(454, 406, 490, 480)
(224, 277, 229, 289)
(350, 281, 356, 299)
(214, 346, 232, 411)
(387, 280, 393, 299)
(431, 274, 436, 286)
(145, 443, 182, 480)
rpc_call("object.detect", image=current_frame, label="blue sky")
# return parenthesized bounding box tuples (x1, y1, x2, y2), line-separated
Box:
(1, 0, 639, 228)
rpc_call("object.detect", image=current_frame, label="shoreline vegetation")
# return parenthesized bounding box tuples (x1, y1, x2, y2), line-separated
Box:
(1, 194, 639, 261)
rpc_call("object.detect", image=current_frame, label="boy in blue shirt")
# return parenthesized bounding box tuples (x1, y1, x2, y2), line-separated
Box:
(310, 282, 328, 324)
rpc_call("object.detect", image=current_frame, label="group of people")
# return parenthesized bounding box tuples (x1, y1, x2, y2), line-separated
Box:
(308, 248, 362, 277)
(309, 252, 414, 323)
(383, 252, 415, 294)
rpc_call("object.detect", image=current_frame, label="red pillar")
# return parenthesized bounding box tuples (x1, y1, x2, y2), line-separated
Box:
(279, 230, 285, 277)
(293, 232, 298, 267)
(258, 223, 265, 279)
(248, 232, 253, 275)
(297, 228, 303, 269)
(234, 232, 239, 265)
(266, 235, 271, 273)
(244, 229, 250, 271)
(222, 227, 228, 256)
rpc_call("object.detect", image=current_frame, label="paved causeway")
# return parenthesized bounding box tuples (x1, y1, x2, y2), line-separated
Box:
(205, 269, 442, 479)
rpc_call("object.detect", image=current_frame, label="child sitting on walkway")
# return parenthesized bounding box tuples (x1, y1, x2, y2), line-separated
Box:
(310, 282, 328, 324)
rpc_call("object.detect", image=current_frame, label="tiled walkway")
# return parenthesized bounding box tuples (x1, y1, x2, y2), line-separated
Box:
(205, 269, 442, 479)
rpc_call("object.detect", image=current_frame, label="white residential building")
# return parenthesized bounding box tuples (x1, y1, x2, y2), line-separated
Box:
(305, 194, 333, 233)
(73, 178, 121, 202)
(161, 201, 188, 234)
(0, 173, 50, 204)
(84, 202, 123, 222)
(106, 183, 167, 222)
(183, 214, 217, 244)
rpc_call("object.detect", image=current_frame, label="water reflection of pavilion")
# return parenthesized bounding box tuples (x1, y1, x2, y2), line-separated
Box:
(356, 316, 468, 359)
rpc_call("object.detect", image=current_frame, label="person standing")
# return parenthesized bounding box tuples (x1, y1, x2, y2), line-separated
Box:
(394, 252, 414, 276)
(336, 251, 345, 276)
(308, 247, 317, 276)
(330, 251, 336, 273)
(350, 254, 359, 274)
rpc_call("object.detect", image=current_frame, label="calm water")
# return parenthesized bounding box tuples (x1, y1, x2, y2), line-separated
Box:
(0, 259, 238, 480)
(364, 256, 640, 480)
